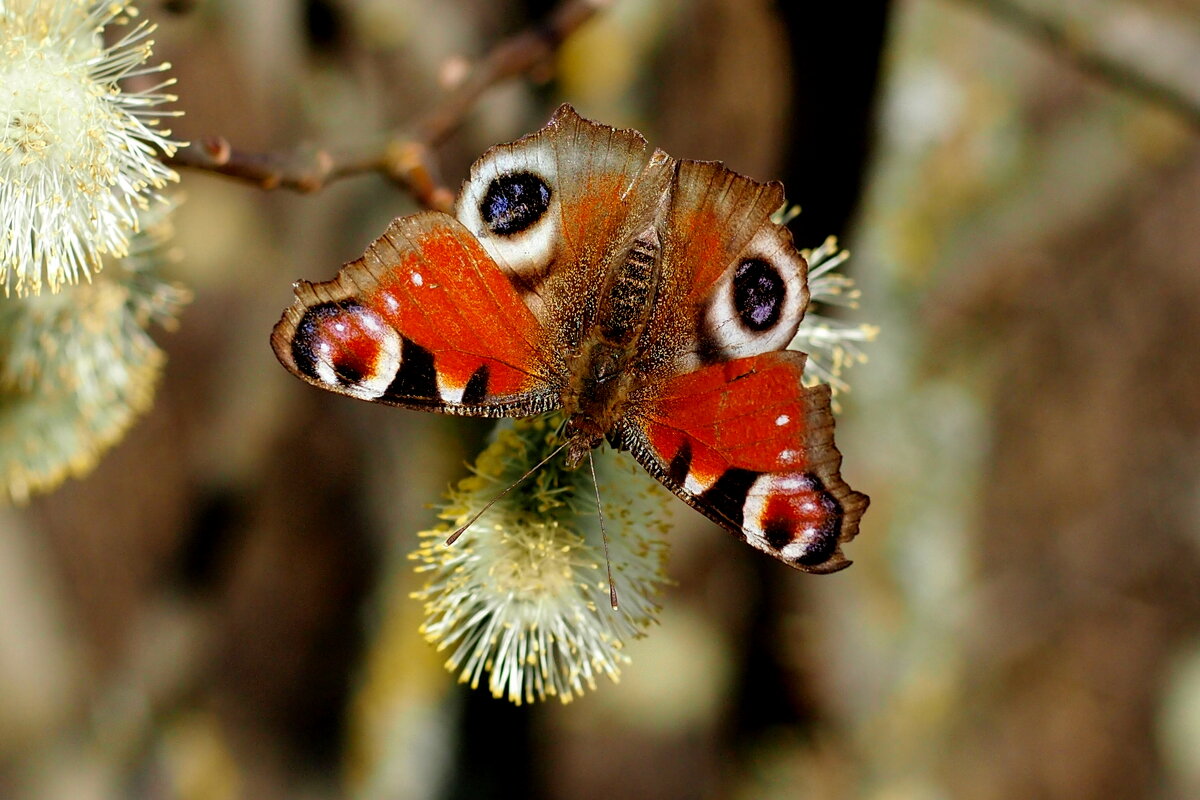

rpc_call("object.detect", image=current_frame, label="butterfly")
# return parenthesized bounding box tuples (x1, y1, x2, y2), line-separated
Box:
(271, 104, 868, 573)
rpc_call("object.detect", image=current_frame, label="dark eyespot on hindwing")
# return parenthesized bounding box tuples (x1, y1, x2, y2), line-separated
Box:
(698, 225, 807, 363)
(480, 172, 552, 235)
(733, 258, 784, 332)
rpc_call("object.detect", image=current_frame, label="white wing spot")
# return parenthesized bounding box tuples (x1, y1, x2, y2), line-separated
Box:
(775, 414, 790, 427)
(780, 528, 822, 560)
(333, 322, 346, 333)
(779, 449, 798, 464)
(437, 375, 466, 405)
(385, 293, 400, 312)
(411, 272, 424, 287)
(776, 476, 808, 492)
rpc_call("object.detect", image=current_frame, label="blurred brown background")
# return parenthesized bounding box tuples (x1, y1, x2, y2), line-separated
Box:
(2, 0, 1199, 798)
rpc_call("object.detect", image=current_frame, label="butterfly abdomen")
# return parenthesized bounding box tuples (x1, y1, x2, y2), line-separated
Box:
(595, 228, 660, 347)
(560, 227, 666, 457)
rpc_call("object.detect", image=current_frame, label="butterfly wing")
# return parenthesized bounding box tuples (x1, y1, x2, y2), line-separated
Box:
(455, 104, 671, 352)
(636, 160, 809, 379)
(619, 351, 868, 572)
(618, 160, 866, 571)
(272, 105, 869, 570)
(272, 211, 561, 416)
(273, 104, 669, 415)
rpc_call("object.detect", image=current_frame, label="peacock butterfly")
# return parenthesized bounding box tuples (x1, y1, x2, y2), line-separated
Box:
(271, 105, 868, 573)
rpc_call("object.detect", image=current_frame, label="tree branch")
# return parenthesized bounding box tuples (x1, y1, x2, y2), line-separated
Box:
(164, 0, 610, 209)
(953, 0, 1200, 131)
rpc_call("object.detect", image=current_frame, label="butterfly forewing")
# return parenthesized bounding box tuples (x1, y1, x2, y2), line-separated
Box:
(272, 212, 561, 417)
(622, 352, 867, 572)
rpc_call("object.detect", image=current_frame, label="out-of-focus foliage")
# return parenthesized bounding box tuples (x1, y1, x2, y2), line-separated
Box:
(0, 203, 189, 503)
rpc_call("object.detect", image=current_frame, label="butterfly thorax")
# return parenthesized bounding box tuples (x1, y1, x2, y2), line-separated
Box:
(561, 226, 662, 468)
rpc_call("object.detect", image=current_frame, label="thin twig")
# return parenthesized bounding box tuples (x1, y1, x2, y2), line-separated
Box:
(416, 0, 609, 147)
(165, 136, 369, 191)
(164, 0, 609, 208)
(953, 0, 1200, 132)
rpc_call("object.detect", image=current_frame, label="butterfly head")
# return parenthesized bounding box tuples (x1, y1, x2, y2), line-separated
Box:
(562, 415, 606, 471)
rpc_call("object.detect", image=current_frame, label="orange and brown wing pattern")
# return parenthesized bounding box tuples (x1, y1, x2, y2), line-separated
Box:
(621, 351, 868, 572)
(272, 212, 560, 417)
(639, 161, 810, 377)
(455, 104, 669, 351)
(663, 161, 787, 304)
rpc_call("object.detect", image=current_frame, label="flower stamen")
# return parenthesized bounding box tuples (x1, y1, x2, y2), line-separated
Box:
(1, 1, 182, 297)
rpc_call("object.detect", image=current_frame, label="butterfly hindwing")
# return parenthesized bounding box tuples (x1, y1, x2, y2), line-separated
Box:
(455, 104, 672, 353)
(637, 161, 810, 379)
(272, 212, 561, 417)
(621, 351, 868, 572)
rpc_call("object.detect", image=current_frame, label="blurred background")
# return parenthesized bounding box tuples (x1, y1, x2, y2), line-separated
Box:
(2, 0, 1199, 797)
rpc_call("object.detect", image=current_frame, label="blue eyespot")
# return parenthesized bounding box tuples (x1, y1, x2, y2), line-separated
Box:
(732, 258, 784, 332)
(480, 172, 551, 235)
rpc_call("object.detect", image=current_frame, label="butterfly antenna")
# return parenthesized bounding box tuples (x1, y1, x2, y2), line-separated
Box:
(588, 450, 619, 611)
(444, 440, 569, 547)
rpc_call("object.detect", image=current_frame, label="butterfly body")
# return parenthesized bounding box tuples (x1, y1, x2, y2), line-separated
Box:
(273, 105, 868, 572)
(560, 222, 668, 467)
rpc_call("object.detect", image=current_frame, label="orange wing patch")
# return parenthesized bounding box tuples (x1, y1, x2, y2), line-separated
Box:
(272, 212, 561, 416)
(361, 216, 552, 397)
(640, 353, 824, 475)
(626, 351, 867, 572)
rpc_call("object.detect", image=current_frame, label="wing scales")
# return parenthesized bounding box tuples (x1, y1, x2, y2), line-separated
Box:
(622, 351, 868, 572)
(272, 212, 561, 416)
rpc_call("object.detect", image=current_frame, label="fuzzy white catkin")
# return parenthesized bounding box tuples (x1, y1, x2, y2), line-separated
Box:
(0, 1, 180, 296)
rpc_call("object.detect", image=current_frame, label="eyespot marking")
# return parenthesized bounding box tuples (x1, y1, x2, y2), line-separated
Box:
(291, 301, 401, 400)
(480, 172, 552, 235)
(744, 471, 843, 568)
(699, 226, 807, 362)
(457, 150, 560, 280)
(733, 258, 784, 332)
